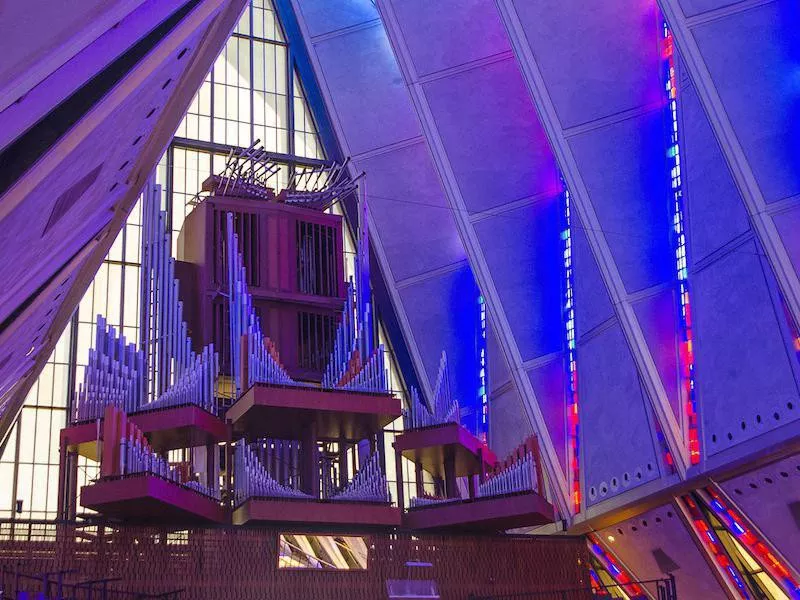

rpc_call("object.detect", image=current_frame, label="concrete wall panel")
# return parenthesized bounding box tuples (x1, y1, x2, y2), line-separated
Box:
(422, 57, 560, 214)
(692, 243, 800, 457)
(473, 197, 564, 362)
(719, 453, 800, 568)
(580, 325, 660, 505)
(314, 25, 420, 156)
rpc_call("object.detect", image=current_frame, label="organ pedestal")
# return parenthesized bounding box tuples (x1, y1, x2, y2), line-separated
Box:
(227, 383, 402, 526)
(232, 497, 402, 528)
(402, 490, 554, 532)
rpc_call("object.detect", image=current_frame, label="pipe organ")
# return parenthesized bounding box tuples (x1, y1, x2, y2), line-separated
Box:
(58, 146, 552, 533)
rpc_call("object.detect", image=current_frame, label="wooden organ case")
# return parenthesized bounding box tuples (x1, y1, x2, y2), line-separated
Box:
(176, 195, 346, 383)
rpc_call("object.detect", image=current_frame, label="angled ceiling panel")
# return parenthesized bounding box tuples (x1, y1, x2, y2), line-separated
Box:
(421, 56, 560, 214)
(526, 359, 568, 475)
(658, 0, 800, 339)
(489, 382, 534, 462)
(356, 142, 466, 281)
(690, 1, 800, 205)
(0, 3, 225, 327)
(596, 503, 725, 598)
(487, 318, 512, 394)
(718, 454, 800, 568)
(676, 0, 739, 17)
(680, 83, 750, 263)
(570, 214, 667, 499)
(571, 222, 614, 334)
(567, 111, 674, 294)
(774, 207, 800, 275)
(0, 0, 147, 113)
(0, 241, 96, 416)
(390, 0, 510, 77)
(676, 57, 800, 468)
(633, 289, 681, 420)
(472, 199, 563, 362)
(486, 319, 534, 458)
(397, 264, 480, 408)
(313, 24, 420, 156)
(0, 0, 182, 150)
(498, 0, 689, 475)
(293, 0, 378, 39)
(509, 0, 661, 128)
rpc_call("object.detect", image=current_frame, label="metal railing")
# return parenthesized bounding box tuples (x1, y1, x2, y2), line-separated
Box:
(469, 575, 677, 600)
(0, 567, 184, 600)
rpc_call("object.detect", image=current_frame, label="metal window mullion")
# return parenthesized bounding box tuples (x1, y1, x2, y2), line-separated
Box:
(287, 46, 295, 166)
(165, 146, 175, 233)
(9, 416, 21, 519)
(249, 1, 256, 146)
(119, 224, 127, 332)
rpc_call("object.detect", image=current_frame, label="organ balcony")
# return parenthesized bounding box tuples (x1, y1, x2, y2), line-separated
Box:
(61, 403, 228, 463)
(227, 383, 402, 441)
(396, 427, 554, 532)
(77, 407, 226, 524)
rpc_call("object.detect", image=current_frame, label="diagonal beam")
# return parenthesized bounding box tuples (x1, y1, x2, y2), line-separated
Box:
(375, 0, 570, 517)
(656, 0, 800, 340)
(495, 0, 689, 478)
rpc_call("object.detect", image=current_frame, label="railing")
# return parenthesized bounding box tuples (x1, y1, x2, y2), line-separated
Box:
(0, 567, 184, 599)
(468, 575, 677, 600)
(0, 520, 589, 600)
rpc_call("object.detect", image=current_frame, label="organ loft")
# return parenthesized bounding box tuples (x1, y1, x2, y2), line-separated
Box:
(56, 145, 553, 532)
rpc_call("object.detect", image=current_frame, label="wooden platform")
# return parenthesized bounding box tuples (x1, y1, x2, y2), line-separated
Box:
(393, 423, 497, 478)
(81, 475, 226, 524)
(403, 492, 554, 532)
(232, 497, 401, 527)
(227, 383, 402, 440)
(63, 405, 228, 459)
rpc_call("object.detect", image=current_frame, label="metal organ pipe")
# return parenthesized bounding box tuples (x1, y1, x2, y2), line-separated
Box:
(226, 212, 296, 393)
(476, 453, 537, 499)
(106, 407, 220, 500)
(328, 452, 389, 503)
(74, 316, 144, 421)
(233, 439, 311, 503)
(73, 182, 220, 423)
(402, 352, 459, 430)
(321, 278, 389, 394)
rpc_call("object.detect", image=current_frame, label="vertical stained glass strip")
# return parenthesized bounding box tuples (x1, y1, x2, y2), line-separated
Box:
(563, 186, 580, 513)
(478, 294, 488, 442)
(661, 21, 700, 466)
